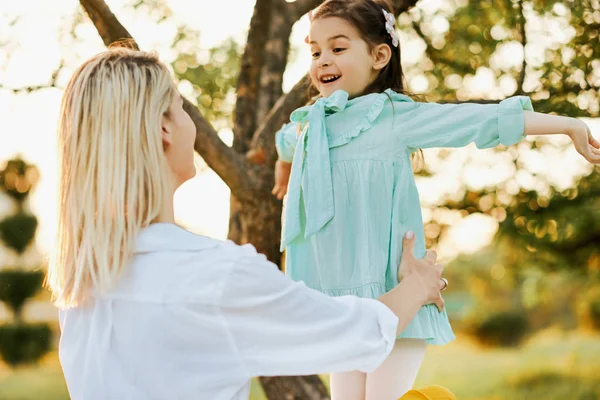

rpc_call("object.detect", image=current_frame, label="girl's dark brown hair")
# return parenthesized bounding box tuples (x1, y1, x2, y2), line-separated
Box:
(309, 0, 407, 97)
(308, 0, 424, 170)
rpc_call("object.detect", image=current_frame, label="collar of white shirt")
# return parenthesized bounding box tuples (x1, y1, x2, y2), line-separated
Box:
(134, 223, 220, 254)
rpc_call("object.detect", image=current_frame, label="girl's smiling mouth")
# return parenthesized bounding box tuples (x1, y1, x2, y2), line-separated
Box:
(320, 74, 341, 84)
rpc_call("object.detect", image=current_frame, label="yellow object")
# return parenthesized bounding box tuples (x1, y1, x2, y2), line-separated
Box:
(399, 385, 457, 400)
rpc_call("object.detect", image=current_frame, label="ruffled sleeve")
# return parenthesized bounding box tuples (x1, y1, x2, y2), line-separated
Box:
(275, 122, 301, 163)
(397, 96, 534, 150)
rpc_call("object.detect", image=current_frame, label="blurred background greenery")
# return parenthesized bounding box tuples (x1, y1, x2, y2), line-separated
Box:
(1, 0, 599, 399)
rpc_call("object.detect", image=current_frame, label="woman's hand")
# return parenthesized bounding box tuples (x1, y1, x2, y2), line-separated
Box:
(272, 160, 292, 200)
(378, 232, 446, 334)
(566, 118, 600, 164)
(398, 232, 445, 313)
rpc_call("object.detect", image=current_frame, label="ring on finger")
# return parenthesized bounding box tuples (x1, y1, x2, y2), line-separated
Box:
(441, 277, 449, 291)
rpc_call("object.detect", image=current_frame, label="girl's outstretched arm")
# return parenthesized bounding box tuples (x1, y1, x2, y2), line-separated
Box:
(396, 96, 600, 165)
(397, 96, 533, 151)
(523, 111, 600, 164)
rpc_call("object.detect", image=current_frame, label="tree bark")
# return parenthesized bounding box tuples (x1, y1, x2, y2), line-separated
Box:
(78, 0, 138, 49)
(233, 0, 272, 153)
(259, 375, 330, 400)
(251, 75, 312, 167)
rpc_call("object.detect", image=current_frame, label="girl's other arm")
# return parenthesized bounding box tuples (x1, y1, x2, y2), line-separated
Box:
(272, 122, 300, 199)
(275, 121, 301, 162)
(272, 160, 292, 199)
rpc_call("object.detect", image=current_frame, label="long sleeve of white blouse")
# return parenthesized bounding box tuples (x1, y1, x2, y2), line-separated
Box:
(220, 244, 399, 378)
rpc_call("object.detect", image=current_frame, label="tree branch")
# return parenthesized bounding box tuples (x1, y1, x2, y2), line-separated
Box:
(254, 0, 294, 125)
(286, 0, 321, 21)
(183, 99, 256, 203)
(287, 0, 419, 20)
(411, 21, 470, 74)
(233, 0, 272, 153)
(79, 0, 256, 202)
(517, 0, 527, 94)
(249, 75, 311, 167)
(391, 0, 419, 14)
(0, 61, 64, 93)
(79, 0, 138, 48)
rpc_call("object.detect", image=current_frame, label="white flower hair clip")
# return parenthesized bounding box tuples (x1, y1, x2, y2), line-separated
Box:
(382, 9, 399, 47)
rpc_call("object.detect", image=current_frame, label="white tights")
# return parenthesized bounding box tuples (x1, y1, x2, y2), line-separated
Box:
(329, 338, 427, 400)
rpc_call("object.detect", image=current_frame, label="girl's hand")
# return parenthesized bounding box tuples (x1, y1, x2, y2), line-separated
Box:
(272, 160, 292, 200)
(567, 119, 600, 164)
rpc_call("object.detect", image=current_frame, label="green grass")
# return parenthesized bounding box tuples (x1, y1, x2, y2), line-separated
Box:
(0, 354, 68, 400)
(1, 330, 599, 400)
(413, 330, 600, 400)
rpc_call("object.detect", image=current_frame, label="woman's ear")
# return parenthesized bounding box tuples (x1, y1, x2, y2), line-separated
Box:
(161, 115, 173, 146)
(372, 43, 392, 71)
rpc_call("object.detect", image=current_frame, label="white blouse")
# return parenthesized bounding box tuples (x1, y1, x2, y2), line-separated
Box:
(58, 223, 398, 400)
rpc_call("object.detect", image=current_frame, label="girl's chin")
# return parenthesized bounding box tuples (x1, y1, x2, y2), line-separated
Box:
(320, 86, 343, 97)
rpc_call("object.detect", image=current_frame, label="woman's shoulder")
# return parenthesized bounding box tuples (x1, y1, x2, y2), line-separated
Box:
(135, 223, 223, 254)
(124, 226, 264, 303)
(133, 223, 255, 279)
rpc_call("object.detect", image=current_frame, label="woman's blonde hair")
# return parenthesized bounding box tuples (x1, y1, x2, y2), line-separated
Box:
(46, 48, 177, 307)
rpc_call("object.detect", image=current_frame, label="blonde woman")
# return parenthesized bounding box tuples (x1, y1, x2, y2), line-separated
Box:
(47, 48, 446, 400)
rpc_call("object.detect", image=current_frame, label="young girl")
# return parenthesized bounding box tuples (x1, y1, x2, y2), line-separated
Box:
(273, 0, 600, 399)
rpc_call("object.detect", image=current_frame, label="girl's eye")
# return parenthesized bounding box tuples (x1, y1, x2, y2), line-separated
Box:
(311, 52, 321, 58)
(333, 48, 346, 53)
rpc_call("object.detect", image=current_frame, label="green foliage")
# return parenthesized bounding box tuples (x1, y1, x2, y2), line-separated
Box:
(0, 157, 39, 204)
(470, 310, 529, 347)
(127, 0, 172, 22)
(172, 29, 241, 129)
(0, 324, 52, 366)
(590, 301, 600, 328)
(402, 0, 600, 116)
(507, 370, 600, 400)
(500, 169, 600, 263)
(0, 270, 45, 319)
(439, 168, 600, 273)
(0, 156, 49, 367)
(534, 1, 600, 117)
(578, 285, 600, 331)
(0, 213, 38, 255)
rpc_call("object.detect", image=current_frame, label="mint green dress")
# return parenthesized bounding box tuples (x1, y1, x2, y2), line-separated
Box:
(276, 89, 533, 345)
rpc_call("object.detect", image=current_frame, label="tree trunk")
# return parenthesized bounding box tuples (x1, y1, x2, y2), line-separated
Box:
(259, 375, 330, 400)
(227, 170, 283, 265)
